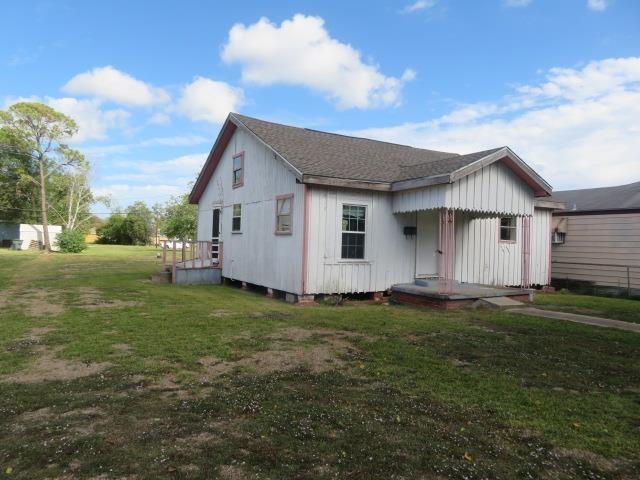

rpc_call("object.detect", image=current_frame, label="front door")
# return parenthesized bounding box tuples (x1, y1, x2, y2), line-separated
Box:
(211, 207, 221, 260)
(416, 210, 439, 277)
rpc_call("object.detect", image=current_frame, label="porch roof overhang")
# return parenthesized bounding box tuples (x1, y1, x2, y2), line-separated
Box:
(392, 148, 548, 217)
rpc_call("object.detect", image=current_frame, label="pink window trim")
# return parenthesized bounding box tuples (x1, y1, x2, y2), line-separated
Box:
(275, 193, 294, 235)
(232, 151, 244, 188)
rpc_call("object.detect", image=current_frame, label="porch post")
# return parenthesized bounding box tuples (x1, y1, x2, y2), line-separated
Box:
(521, 216, 531, 288)
(438, 208, 455, 294)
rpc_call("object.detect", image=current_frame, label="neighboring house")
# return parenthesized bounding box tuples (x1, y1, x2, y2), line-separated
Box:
(550, 181, 640, 297)
(0, 223, 62, 250)
(190, 113, 560, 302)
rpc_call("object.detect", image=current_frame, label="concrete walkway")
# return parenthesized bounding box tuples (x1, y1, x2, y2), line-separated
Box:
(512, 307, 640, 333)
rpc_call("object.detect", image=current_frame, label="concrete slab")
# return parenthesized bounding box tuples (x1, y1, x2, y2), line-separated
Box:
(474, 296, 525, 309)
(512, 307, 640, 333)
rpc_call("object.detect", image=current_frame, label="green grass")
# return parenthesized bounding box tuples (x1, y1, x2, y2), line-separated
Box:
(0, 245, 639, 479)
(534, 291, 640, 323)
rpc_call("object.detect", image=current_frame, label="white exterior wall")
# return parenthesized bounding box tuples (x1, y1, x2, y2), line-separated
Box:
(305, 187, 416, 294)
(393, 161, 534, 216)
(0, 223, 61, 250)
(454, 207, 552, 286)
(196, 128, 304, 294)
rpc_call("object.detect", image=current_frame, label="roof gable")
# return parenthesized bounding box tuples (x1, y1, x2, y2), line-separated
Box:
(190, 113, 553, 203)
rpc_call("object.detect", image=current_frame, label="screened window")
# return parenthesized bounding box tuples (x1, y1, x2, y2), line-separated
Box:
(341, 205, 366, 259)
(499, 217, 517, 242)
(275, 195, 293, 234)
(232, 204, 242, 232)
(232, 153, 244, 187)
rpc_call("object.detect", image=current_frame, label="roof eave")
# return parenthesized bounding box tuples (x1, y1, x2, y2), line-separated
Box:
(302, 174, 391, 191)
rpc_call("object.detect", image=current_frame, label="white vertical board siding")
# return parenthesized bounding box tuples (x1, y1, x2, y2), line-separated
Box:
(530, 208, 552, 285)
(454, 207, 552, 286)
(393, 161, 534, 217)
(306, 187, 416, 294)
(197, 128, 304, 294)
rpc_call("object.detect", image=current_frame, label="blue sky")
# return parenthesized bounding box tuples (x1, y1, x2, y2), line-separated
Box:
(2, 0, 639, 209)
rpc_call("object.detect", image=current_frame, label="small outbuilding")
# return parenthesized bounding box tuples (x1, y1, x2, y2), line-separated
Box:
(0, 223, 62, 251)
(551, 181, 640, 297)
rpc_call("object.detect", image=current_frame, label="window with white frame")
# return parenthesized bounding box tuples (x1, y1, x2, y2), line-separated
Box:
(275, 195, 293, 234)
(341, 205, 366, 259)
(499, 217, 517, 242)
(232, 204, 242, 232)
(232, 152, 244, 187)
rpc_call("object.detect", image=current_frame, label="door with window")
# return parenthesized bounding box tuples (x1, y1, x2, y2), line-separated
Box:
(211, 207, 221, 260)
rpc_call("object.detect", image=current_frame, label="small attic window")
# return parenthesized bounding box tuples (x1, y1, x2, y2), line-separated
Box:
(233, 152, 244, 188)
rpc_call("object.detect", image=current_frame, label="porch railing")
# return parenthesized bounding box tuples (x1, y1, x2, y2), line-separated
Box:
(161, 240, 223, 284)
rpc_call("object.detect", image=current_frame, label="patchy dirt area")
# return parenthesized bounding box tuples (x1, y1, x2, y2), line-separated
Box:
(76, 287, 143, 309)
(196, 327, 370, 378)
(1, 327, 111, 384)
(0, 289, 65, 317)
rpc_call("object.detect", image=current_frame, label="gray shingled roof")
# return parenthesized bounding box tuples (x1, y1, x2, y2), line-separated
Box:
(233, 114, 503, 183)
(552, 181, 640, 212)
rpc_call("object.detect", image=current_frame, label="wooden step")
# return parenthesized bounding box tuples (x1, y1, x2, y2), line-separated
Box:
(472, 296, 525, 309)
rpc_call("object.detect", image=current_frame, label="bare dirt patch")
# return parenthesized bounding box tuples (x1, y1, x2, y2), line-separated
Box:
(197, 327, 368, 378)
(1, 345, 111, 384)
(76, 287, 143, 310)
(0, 289, 64, 317)
(210, 309, 232, 317)
(552, 448, 629, 473)
(219, 464, 248, 480)
(112, 343, 132, 354)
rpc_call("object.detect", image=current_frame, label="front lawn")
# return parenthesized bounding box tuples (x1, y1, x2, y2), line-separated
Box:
(0, 245, 638, 479)
(534, 291, 640, 324)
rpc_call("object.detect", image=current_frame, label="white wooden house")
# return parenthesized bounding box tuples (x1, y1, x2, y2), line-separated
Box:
(190, 113, 560, 305)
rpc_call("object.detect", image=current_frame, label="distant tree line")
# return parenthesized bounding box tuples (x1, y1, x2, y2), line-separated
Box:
(96, 195, 197, 246)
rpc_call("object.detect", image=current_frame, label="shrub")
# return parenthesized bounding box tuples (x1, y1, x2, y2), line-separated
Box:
(55, 229, 87, 253)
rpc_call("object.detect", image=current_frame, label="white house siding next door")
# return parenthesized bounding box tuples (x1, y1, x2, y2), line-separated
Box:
(416, 210, 439, 277)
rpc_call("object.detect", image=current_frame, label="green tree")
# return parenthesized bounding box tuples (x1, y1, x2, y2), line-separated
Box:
(0, 102, 79, 251)
(96, 202, 153, 245)
(162, 195, 197, 242)
(48, 155, 110, 234)
(0, 128, 40, 223)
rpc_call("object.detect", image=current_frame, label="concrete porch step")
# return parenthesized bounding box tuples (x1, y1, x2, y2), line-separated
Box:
(473, 296, 525, 309)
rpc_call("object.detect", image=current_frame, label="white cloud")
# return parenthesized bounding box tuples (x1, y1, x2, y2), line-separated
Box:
(84, 136, 209, 157)
(93, 183, 185, 207)
(63, 66, 170, 107)
(175, 76, 244, 123)
(149, 112, 171, 125)
(221, 14, 413, 109)
(46, 97, 130, 142)
(346, 57, 640, 190)
(503, 0, 532, 6)
(587, 0, 609, 11)
(3, 95, 129, 143)
(402, 1, 436, 13)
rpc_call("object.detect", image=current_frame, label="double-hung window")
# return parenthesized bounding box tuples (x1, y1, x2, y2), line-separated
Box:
(232, 204, 242, 233)
(275, 194, 293, 235)
(232, 152, 244, 188)
(499, 217, 517, 242)
(341, 205, 366, 259)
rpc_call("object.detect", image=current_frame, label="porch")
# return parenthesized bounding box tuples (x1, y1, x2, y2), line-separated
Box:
(392, 279, 533, 310)
(159, 240, 224, 285)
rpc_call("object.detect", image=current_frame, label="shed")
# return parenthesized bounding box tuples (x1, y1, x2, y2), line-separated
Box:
(0, 223, 62, 251)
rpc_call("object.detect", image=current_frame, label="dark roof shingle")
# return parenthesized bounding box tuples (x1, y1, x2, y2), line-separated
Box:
(233, 113, 501, 183)
(552, 181, 640, 212)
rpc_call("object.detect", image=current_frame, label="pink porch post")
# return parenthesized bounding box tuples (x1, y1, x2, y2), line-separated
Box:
(521, 216, 531, 288)
(438, 208, 456, 294)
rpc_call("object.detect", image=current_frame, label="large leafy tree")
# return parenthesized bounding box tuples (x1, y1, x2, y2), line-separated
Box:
(97, 202, 154, 246)
(162, 195, 197, 243)
(0, 128, 40, 223)
(0, 102, 80, 251)
(48, 154, 110, 234)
